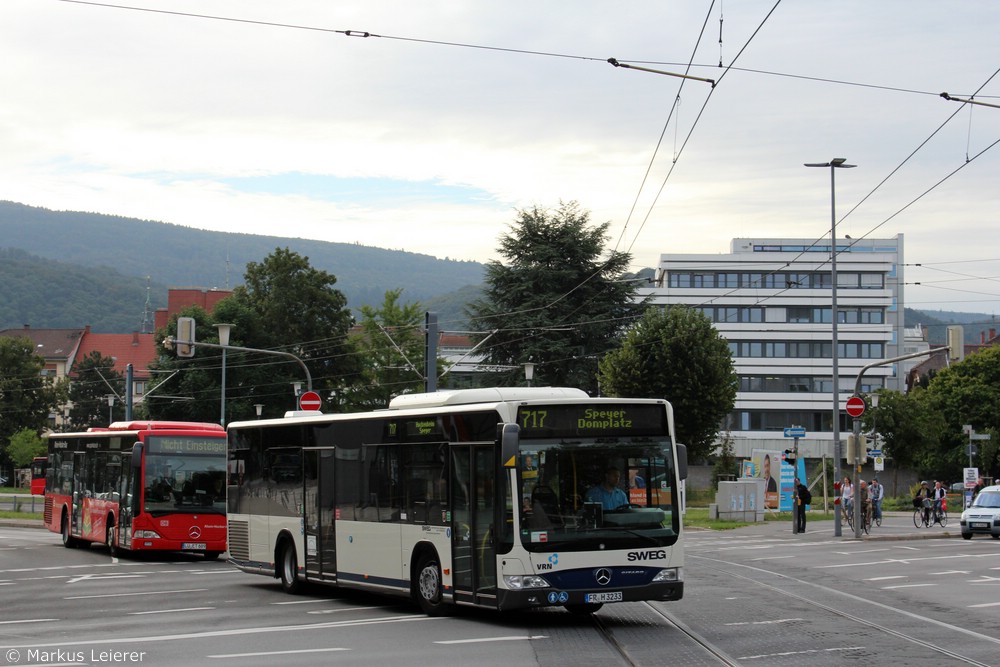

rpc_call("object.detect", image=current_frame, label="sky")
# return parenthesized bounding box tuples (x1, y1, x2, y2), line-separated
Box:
(2, 1, 999, 315)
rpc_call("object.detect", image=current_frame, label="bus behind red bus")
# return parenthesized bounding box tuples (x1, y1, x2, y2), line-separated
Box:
(30, 456, 47, 495)
(43, 421, 227, 559)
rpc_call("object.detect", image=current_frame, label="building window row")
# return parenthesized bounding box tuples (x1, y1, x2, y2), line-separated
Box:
(695, 305, 883, 325)
(668, 271, 884, 290)
(727, 410, 853, 433)
(739, 376, 883, 393)
(728, 340, 885, 359)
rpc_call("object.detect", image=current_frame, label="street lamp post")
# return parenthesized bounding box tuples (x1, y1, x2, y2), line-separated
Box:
(106, 395, 115, 425)
(523, 361, 535, 387)
(805, 157, 856, 537)
(216, 323, 233, 427)
(254, 403, 264, 419)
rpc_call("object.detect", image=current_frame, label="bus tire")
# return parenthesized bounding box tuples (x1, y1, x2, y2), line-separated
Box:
(565, 603, 603, 615)
(61, 513, 78, 549)
(414, 552, 449, 616)
(278, 540, 301, 594)
(105, 519, 116, 555)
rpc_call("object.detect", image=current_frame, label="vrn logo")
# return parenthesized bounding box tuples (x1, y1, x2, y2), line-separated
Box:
(537, 553, 559, 571)
(627, 550, 667, 562)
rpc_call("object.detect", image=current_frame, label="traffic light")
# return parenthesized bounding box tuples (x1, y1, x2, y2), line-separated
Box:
(947, 325, 964, 362)
(783, 448, 796, 461)
(859, 435, 868, 464)
(176, 317, 196, 358)
(845, 434, 856, 462)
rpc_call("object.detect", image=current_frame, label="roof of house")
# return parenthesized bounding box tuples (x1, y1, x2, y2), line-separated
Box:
(0, 326, 86, 364)
(75, 331, 158, 380)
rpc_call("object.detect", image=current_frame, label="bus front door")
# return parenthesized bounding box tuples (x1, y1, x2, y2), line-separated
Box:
(450, 445, 497, 608)
(303, 448, 337, 582)
(71, 452, 86, 536)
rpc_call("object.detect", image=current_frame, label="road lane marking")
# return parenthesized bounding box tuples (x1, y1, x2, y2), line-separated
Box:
(130, 607, 215, 615)
(435, 636, 547, 644)
(725, 618, 803, 626)
(865, 576, 907, 581)
(968, 601, 1000, 608)
(65, 588, 208, 600)
(881, 583, 936, 589)
(0, 619, 58, 625)
(209, 648, 350, 658)
(739, 646, 865, 660)
(0, 615, 445, 650)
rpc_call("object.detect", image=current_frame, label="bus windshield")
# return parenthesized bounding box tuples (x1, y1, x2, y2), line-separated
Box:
(144, 452, 226, 515)
(516, 437, 678, 552)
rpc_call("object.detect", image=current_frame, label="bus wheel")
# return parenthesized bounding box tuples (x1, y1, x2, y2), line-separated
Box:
(203, 551, 222, 561)
(415, 553, 449, 616)
(61, 515, 78, 549)
(278, 541, 301, 594)
(565, 603, 603, 615)
(105, 522, 116, 555)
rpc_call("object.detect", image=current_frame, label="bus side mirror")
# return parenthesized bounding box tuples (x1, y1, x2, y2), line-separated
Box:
(131, 442, 143, 469)
(675, 443, 688, 481)
(498, 423, 519, 468)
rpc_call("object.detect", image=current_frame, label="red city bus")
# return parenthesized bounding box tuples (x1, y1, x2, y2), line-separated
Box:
(30, 456, 47, 495)
(43, 421, 227, 559)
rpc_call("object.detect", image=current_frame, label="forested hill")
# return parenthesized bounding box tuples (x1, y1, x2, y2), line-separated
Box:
(0, 201, 484, 331)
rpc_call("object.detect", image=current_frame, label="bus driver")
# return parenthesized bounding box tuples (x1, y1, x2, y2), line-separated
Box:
(586, 466, 629, 510)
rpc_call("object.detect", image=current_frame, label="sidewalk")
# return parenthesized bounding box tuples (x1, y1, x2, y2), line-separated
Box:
(699, 510, 961, 541)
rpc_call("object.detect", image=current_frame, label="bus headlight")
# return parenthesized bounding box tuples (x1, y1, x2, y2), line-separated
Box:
(652, 567, 682, 583)
(133, 530, 162, 539)
(503, 575, 550, 590)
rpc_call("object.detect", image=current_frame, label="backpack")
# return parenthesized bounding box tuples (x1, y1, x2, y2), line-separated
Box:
(800, 487, 812, 505)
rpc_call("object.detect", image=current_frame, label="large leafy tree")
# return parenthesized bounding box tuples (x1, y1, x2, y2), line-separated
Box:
(344, 289, 431, 411)
(598, 306, 737, 460)
(861, 388, 945, 496)
(5, 428, 45, 468)
(466, 201, 639, 393)
(0, 337, 65, 474)
(68, 351, 125, 430)
(925, 346, 1000, 481)
(146, 248, 359, 423)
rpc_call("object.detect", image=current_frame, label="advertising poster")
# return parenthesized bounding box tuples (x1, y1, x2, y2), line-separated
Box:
(750, 449, 780, 509)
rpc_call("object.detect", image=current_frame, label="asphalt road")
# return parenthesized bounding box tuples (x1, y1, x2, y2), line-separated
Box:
(1, 515, 997, 666)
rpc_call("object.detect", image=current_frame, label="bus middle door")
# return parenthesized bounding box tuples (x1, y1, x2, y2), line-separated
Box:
(303, 447, 337, 582)
(450, 444, 497, 608)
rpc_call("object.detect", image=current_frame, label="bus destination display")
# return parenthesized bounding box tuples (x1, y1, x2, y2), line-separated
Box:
(517, 404, 666, 438)
(147, 436, 227, 455)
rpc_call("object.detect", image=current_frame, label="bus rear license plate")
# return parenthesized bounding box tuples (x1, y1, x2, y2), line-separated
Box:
(972, 522, 989, 529)
(585, 592, 622, 603)
(182, 542, 206, 550)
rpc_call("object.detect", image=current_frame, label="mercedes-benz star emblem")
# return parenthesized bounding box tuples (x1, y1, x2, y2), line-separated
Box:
(595, 568, 612, 586)
(188, 526, 202, 539)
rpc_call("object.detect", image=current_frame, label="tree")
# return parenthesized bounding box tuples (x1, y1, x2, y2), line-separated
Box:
(0, 337, 66, 473)
(145, 248, 360, 423)
(925, 346, 1000, 480)
(68, 351, 125, 430)
(345, 290, 430, 410)
(466, 202, 639, 393)
(5, 428, 45, 467)
(598, 306, 737, 460)
(861, 388, 945, 496)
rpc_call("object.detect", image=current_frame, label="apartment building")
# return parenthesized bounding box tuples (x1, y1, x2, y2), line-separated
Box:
(636, 236, 904, 459)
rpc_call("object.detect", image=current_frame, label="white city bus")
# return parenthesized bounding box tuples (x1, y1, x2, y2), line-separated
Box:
(226, 387, 686, 615)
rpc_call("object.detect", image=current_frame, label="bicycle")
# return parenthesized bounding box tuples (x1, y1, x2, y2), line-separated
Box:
(862, 500, 873, 534)
(931, 501, 948, 527)
(913, 498, 931, 528)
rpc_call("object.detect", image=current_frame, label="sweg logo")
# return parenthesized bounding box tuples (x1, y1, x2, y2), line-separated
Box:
(626, 550, 667, 561)
(536, 553, 559, 570)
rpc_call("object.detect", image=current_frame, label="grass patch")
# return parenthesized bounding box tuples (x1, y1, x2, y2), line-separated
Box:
(0, 511, 43, 520)
(684, 506, 835, 530)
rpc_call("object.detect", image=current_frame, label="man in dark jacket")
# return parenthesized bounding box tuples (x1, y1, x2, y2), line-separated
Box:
(794, 477, 812, 533)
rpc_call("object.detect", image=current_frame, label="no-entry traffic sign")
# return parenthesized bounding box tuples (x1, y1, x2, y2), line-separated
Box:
(298, 390, 322, 411)
(845, 395, 866, 418)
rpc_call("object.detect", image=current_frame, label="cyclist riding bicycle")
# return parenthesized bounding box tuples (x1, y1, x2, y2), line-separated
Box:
(869, 478, 884, 521)
(914, 481, 933, 525)
(931, 480, 947, 524)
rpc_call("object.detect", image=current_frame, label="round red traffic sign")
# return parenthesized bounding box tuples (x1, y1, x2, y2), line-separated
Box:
(298, 390, 322, 411)
(845, 396, 866, 418)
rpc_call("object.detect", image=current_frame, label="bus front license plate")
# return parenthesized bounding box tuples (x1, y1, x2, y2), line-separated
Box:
(585, 591, 622, 603)
(182, 542, 206, 550)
